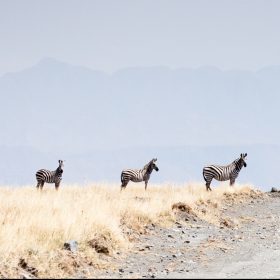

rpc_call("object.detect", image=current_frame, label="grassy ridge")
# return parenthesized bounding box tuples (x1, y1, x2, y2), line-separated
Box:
(0, 182, 259, 278)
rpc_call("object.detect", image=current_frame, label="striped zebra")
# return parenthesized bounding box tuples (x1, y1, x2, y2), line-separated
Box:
(36, 160, 64, 190)
(121, 158, 159, 191)
(203, 153, 247, 191)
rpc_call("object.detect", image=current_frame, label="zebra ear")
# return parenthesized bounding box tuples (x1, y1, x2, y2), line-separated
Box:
(153, 158, 157, 162)
(244, 153, 247, 157)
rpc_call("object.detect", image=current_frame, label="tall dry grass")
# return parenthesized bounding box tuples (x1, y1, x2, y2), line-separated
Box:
(0, 182, 259, 277)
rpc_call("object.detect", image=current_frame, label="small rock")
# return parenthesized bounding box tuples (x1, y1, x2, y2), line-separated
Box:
(64, 240, 78, 253)
(271, 187, 278, 192)
(20, 273, 33, 279)
(184, 240, 190, 244)
(168, 234, 174, 238)
(119, 268, 124, 273)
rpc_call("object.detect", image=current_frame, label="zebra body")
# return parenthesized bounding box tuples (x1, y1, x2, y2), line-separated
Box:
(36, 160, 64, 190)
(203, 153, 247, 191)
(121, 158, 159, 191)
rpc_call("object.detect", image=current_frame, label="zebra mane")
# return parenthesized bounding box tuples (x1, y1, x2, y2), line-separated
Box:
(55, 165, 63, 175)
(143, 161, 152, 171)
(232, 157, 244, 170)
(232, 157, 241, 164)
(143, 159, 156, 171)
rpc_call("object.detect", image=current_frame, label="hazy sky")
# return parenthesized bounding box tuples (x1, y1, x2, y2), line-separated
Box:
(0, 0, 280, 75)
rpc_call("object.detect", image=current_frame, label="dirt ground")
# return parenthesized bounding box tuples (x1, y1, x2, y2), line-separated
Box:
(94, 191, 280, 279)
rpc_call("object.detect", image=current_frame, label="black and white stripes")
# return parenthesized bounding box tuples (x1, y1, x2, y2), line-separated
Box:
(203, 153, 247, 191)
(36, 160, 64, 190)
(121, 158, 159, 191)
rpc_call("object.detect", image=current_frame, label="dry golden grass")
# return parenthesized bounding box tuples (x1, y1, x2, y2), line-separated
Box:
(0, 182, 261, 278)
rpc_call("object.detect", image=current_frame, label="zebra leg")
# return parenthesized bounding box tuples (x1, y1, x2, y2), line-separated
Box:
(206, 180, 212, 191)
(203, 170, 213, 191)
(230, 178, 235, 186)
(120, 181, 128, 191)
(39, 181, 44, 191)
(36, 181, 41, 189)
(145, 180, 148, 191)
(55, 183, 60, 190)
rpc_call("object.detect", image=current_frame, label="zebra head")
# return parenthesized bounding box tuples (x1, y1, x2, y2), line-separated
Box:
(240, 153, 247, 168)
(58, 160, 64, 170)
(144, 158, 159, 173)
(150, 158, 159, 172)
(55, 160, 64, 176)
(153, 158, 159, 172)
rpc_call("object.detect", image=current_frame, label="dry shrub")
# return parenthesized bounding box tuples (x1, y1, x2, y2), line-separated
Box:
(220, 217, 239, 229)
(18, 258, 38, 277)
(88, 235, 110, 255)
(172, 202, 198, 222)
(172, 202, 193, 213)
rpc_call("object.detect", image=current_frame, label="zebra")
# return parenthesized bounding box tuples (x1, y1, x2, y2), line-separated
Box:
(121, 158, 159, 191)
(36, 160, 64, 190)
(202, 153, 247, 191)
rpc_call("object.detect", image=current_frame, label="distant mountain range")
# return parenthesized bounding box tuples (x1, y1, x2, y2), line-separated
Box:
(0, 58, 280, 190)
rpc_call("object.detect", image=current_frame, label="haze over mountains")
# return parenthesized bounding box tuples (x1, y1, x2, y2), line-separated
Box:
(1, 58, 279, 190)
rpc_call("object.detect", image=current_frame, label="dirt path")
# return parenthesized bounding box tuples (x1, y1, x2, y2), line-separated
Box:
(95, 192, 280, 279)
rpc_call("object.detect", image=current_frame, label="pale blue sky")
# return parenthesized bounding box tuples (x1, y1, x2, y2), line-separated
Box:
(0, 0, 280, 75)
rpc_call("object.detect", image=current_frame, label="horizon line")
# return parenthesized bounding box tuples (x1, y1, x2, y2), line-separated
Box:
(2, 56, 280, 78)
